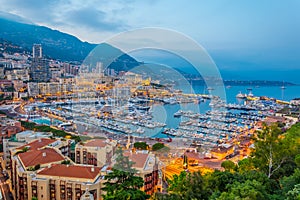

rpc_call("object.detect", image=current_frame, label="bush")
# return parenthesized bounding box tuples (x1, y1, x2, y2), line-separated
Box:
(152, 143, 165, 151)
(134, 142, 149, 150)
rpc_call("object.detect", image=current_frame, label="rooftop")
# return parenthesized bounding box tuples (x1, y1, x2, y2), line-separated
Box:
(37, 164, 101, 180)
(211, 144, 233, 154)
(84, 139, 107, 148)
(18, 148, 64, 168)
(16, 138, 56, 151)
(124, 151, 149, 169)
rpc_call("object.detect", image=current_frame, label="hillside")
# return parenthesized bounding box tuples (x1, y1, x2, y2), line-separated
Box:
(0, 16, 140, 71)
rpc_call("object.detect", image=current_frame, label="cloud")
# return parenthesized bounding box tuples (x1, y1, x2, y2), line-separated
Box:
(64, 7, 126, 32)
(0, 0, 59, 22)
(0, 0, 130, 37)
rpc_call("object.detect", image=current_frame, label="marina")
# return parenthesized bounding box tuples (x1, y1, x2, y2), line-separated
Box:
(20, 83, 295, 149)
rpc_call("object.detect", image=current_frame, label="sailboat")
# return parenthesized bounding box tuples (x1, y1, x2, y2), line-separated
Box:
(280, 81, 286, 90)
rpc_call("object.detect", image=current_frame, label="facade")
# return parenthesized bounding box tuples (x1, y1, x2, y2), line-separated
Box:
(291, 98, 300, 106)
(210, 144, 234, 160)
(27, 82, 74, 97)
(30, 57, 50, 82)
(11, 147, 66, 200)
(30, 44, 50, 82)
(75, 139, 117, 166)
(27, 82, 39, 97)
(9, 138, 77, 200)
(35, 164, 102, 200)
(32, 44, 42, 59)
(9, 137, 103, 200)
(122, 151, 162, 195)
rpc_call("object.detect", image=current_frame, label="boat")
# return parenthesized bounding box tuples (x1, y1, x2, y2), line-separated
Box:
(174, 110, 182, 117)
(247, 91, 254, 97)
(280, 81, 286, 90)
(136, 127, 145, 134)
(236, 91, 247, 99)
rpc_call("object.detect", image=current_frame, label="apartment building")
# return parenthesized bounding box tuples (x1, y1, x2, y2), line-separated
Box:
(10, 137, 103, 200)
(75, 139, 117, 166)
(122, 151, 162, 195)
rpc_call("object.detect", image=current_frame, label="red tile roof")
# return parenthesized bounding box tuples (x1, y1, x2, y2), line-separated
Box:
(123, 152, 148, 169)
(17, 138, 56, 151)
(84, 139, 107, 147)
(37, 164, 101, 179)
(18, 148, 64, 168)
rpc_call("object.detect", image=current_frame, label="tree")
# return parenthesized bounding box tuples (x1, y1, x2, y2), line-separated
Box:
(221, 160, 236, 172)
(152, 143, 165, 151)
(286, 184, 300, 200)
(237, 158, 254, 173)
(205, 170, 238, 193)
(134, 142, 149, 150)
(295, 155, 300, 167)
(156, 171, 209, 200)
(216, 180, 269, 200)
(281, 169, 300, 196)
(102, 148, 149, 200)
(251, 124, 291, 178)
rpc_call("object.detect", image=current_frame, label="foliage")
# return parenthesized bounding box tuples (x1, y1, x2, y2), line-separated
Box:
(281, 169, 300, 196)
(295, 155, 300, 167)
(221, 160, 236, 172)
(102, 148, 149, 200)
(20, 121, 81, 142)
(34, 164, 40, 170)
(251, 124, 291, 178)
(134, 142, 149, 150)
(155, 123, 300, 200)
(237, 158, 254, 172)
(152, 143, 165, 151)
(216, 179, 269, 200)
(286, 184, 300, 200)
(28, 164, 40, 171)
(61, 160, 71, 165)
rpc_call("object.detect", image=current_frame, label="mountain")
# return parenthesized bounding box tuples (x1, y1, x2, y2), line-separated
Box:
(0, 17, 96, 61)
(0, 15, 140, 70)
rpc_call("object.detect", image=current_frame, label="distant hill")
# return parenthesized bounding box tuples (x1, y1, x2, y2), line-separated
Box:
(0, 16, 140, 70)
(0, 17, 96, 61)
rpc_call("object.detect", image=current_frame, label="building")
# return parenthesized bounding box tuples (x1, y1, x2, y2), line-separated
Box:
(30, 58, 50, 82)
(9, 137, 76, 200)
(11, 147, 66, 200)
(75, 139, 117, 166)
(32, 44, 42, 59)
(27, 82, 39, 97)
(291, 98, 300, 106)
(210, 144, 235, 160)
(0, 116, 23, 164)
(30, 44, 50, 82)
(5, 137, 71, 171)
(9, 136, 103, 200)
(35, 164, 102, 200)
(122, 151, 162, 195)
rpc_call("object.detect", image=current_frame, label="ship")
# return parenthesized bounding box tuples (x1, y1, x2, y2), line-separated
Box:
(236, 91, 247, 99)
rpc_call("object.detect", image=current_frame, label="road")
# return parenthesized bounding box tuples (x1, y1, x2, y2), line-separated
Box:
(0, 170, 13, 200)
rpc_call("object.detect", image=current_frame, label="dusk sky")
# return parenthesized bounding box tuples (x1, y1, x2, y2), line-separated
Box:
(1, 0, 300, 82)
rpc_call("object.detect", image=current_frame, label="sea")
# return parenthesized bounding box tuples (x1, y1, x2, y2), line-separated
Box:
(148, 84, 300, 138)
(31, 84, 300, 138)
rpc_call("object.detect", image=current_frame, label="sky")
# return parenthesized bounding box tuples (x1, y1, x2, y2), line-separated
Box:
(0, 0, 300, 83)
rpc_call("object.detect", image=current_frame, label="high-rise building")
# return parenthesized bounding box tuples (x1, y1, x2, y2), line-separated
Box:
(32, 44, 42, 58)
(30, 44, 50, 82)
